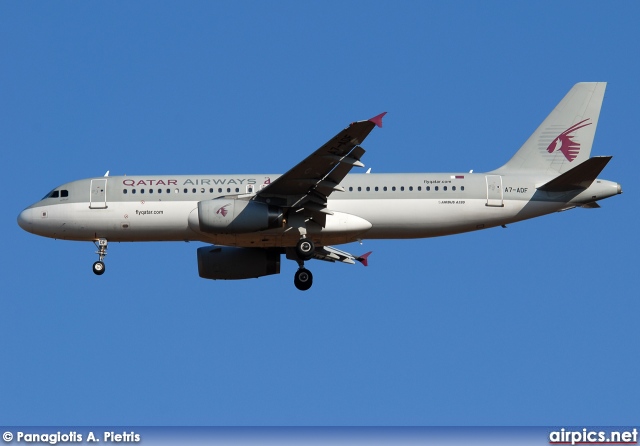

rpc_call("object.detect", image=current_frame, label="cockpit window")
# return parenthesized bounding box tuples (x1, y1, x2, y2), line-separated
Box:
(42, 189, 69, 199)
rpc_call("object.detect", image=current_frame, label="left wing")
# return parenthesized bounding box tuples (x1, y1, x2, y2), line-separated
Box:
(288, 245, 372, 266)
(256, 112, 386, 226)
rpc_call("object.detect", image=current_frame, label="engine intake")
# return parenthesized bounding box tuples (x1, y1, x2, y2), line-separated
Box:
(197, 199, 282, 234)
(197, 246, 281, 280)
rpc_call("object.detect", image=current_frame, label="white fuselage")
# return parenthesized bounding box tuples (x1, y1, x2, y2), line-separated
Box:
(17, 172, 621, 248)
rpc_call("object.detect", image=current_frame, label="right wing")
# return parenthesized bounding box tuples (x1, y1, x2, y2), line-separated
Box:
(256, 113, 386, 226)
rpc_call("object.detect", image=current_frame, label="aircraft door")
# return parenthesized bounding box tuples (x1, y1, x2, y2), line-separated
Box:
(90, 179, 108, 209)
(485, 175, 503, 207)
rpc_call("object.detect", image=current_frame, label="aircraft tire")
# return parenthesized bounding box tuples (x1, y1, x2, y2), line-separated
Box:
(294, 268, 313, 291)
(93, 261, 106, 276)
(296, 238, 315, 261)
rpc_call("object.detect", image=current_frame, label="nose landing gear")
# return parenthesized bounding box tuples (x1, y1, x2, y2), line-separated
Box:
(92, 261, 105, 275)
(92, 238, 108, 275)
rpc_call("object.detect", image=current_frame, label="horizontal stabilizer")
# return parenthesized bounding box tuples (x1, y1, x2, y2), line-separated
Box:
(537, 156, 612, 192)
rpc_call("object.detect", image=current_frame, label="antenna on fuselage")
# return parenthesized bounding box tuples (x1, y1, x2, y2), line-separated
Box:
(104, 171, 110, 177)
(366, 168, 371, 174)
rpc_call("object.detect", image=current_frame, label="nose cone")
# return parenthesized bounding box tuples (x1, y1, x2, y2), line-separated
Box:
(17, 208, 33, 232)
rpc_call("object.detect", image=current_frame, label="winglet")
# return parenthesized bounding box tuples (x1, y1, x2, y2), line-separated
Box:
(357, 251, 373, 267)
(368, 112, 387, 128)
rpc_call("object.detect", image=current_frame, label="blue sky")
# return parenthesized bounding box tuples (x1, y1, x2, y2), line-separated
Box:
(1, 1, 638, 426)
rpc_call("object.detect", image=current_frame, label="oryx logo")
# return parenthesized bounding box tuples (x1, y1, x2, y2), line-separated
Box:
(546, 118, 592, 162)
(215, 203, 230, 217)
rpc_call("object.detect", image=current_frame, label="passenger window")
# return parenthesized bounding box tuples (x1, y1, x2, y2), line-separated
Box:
(167, 189, 171, 194)
(235, 188, 239, 193)
(175, 188, 179, 193)
(400, 186, 404, 191)
(443, 186, 447, 191)
(358, 187, 361, 192)
(452, 186, 456, 191)
(418, 186, 421, 191)
(409, 186, 413, 191)
(392, 187, 396, 191)
(375, 186, 379, 191)
(149, 189, 154, 194)
(383, 186, 387, 191)
(132, 189, 137, 194)
(218, 188, 223, 193)
(426, 186, 430, 191)
(461, 186, 465, 191)
(366, 186, 370, 191)
(158, 188, 162, 194)
(192, 188, 196, 193)
(123, 189, 128, 194)
(435, 186, 439, 191)
(184, 188, 188, 193)
(227, 188, 231, 193)
(349, 187, 353, 191)
(141, 189, 145, 194)
(209, 188, 214, 193)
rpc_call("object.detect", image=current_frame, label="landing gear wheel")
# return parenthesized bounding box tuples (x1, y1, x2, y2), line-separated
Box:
(93, 261, 106, 276)
(92, 238, 108, 276)
(294, 268, 313, 291)
(296, 238, 315, 261)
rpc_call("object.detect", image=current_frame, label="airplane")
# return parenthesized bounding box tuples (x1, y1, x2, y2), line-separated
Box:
(17, 82, 621, 291)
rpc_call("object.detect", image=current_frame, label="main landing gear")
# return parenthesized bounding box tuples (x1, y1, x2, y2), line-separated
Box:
(92, 238, 108, 276)
(294, 267, 313, 291)
(295, 238, 314, 261)
(293, 238, 315, 291)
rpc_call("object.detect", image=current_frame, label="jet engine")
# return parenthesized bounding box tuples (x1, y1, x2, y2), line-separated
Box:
(197, 246, 281, 280)
(196, 198, 283, 234)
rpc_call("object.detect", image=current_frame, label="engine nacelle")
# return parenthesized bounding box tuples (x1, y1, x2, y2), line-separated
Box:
(196, 199, 282, 234)
(197, 246, 281, 280)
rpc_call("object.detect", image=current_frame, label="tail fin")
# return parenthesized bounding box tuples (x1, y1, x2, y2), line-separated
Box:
(494, 82, 606, 175)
